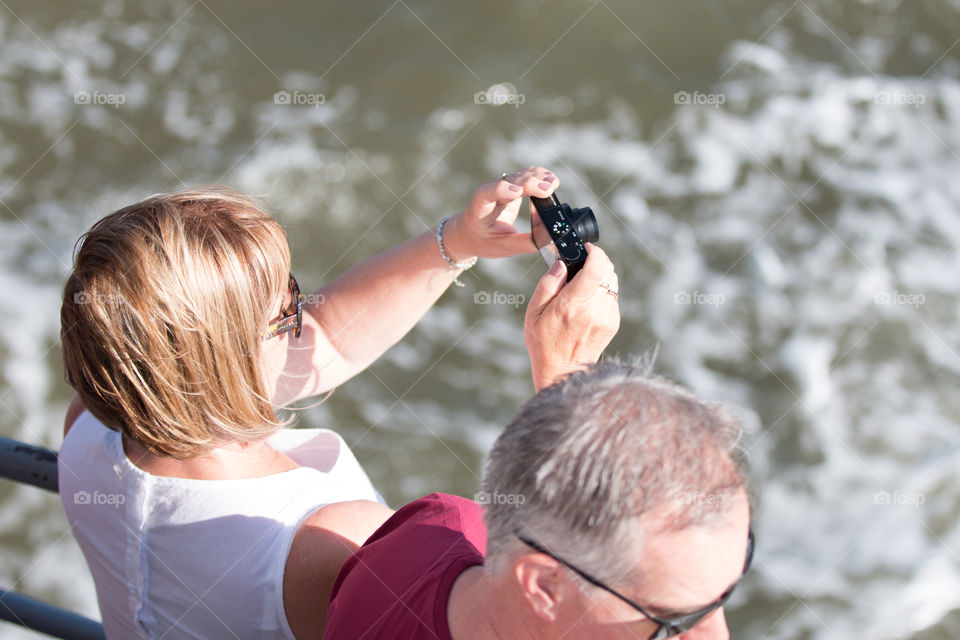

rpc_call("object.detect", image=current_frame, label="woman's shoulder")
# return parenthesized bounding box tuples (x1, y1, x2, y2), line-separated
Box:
(267, 427, 372, 480)
(268, 427, 385, 504)
(61, 405, 121, 453)
(63, 393, 86, 436)
(59, 403, 126, 480)
(266, 427, 344, 471)
(283, 499, 395, 637)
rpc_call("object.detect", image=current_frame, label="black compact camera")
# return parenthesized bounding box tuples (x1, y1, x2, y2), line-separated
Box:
(530, 191, 599, 281)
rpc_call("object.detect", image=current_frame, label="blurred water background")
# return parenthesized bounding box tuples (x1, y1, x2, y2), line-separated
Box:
(1, 0, 960, 637)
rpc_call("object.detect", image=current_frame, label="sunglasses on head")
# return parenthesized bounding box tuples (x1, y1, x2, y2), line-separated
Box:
(515, 528, 754, 640)
(263, 273, 303, 340)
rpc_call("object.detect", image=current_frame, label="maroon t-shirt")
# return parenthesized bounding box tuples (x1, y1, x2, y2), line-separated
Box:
(322, 493, 487, 640)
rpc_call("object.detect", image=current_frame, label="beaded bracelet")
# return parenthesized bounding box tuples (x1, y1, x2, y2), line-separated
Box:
(436, 216, 477, 288)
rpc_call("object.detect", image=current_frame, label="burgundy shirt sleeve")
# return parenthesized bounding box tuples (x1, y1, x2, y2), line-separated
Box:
(322, 493, 487, 640)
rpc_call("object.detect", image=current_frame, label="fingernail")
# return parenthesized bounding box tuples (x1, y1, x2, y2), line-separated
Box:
(548, 260, 564, 277)
(538, 181, 551, 190)
(509, 183, 522, 192)
(543, 175, 555, 183)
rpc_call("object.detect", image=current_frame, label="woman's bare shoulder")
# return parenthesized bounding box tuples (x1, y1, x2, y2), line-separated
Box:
(63, 394, 86, 437)
(283, 500, 394, 639)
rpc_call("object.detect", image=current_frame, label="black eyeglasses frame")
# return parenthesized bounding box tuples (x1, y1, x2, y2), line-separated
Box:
(514, 528, 754, 640)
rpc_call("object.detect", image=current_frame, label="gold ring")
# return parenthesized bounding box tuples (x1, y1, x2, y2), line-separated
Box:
(599, 282, 619, 298)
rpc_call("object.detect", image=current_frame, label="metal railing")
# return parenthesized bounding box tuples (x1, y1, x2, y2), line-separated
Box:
(0, 435, 106, 639)
(0, 437, 58, 493)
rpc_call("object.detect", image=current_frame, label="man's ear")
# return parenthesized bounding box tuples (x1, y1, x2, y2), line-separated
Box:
(514, 552, 570, 622)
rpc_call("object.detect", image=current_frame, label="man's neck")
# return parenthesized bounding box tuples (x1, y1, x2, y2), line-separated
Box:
(447, 565, 543, 640)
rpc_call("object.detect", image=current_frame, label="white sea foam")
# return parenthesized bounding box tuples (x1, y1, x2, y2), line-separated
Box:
(483, 47, 960, 640)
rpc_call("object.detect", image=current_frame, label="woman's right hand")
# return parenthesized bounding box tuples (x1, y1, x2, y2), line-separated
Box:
(523, 243, 621, 391)
(441, 166, 558, 262)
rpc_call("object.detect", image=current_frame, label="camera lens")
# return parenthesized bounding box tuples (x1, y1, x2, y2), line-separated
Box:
(570, 206, 598, 243)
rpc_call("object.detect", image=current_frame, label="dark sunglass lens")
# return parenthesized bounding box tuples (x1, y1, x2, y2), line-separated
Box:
(294, 293, 303, 338)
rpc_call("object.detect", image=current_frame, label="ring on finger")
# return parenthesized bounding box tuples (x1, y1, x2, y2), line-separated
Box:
(598, 281, 619, 299)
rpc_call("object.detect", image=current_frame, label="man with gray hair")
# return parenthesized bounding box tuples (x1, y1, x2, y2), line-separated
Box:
(321, 360, 753, 640)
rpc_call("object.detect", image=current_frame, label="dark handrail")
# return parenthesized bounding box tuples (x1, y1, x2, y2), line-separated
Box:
(0, 589, 105, 640)
(0, 436, 58, 492)
(0, 436, 106, 638)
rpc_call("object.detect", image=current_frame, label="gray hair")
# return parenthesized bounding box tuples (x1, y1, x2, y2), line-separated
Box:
(481, 359, 746, 586)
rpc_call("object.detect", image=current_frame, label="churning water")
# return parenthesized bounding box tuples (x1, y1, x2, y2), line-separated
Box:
(1, 1, 960, 638)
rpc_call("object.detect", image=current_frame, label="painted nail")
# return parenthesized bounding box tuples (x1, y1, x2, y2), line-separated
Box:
(538, 181, 551, 190)
(509, 183, 522, 192)
(543, 175, 555, 183)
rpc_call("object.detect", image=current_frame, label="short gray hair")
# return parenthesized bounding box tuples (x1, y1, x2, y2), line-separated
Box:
(481, 359, 746, 585)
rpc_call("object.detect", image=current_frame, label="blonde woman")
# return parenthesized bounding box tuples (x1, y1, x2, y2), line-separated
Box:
(57, 166, 621, 639)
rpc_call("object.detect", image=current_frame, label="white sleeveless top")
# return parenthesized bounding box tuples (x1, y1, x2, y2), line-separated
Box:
(59, 410, 383, 640)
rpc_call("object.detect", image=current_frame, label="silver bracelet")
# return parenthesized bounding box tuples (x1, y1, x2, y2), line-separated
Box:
(436, 216, 477, 288)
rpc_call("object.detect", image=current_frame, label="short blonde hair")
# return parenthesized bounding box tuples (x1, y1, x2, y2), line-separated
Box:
(61, 187, 292, 458)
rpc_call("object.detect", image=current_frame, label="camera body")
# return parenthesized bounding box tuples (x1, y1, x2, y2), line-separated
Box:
(530, 192, 599, 281)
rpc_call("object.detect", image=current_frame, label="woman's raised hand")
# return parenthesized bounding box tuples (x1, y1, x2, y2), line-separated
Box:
(441, 166, 559, 261)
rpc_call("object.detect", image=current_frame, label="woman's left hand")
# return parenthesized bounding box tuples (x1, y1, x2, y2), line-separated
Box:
(442, 166, 559, 261)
